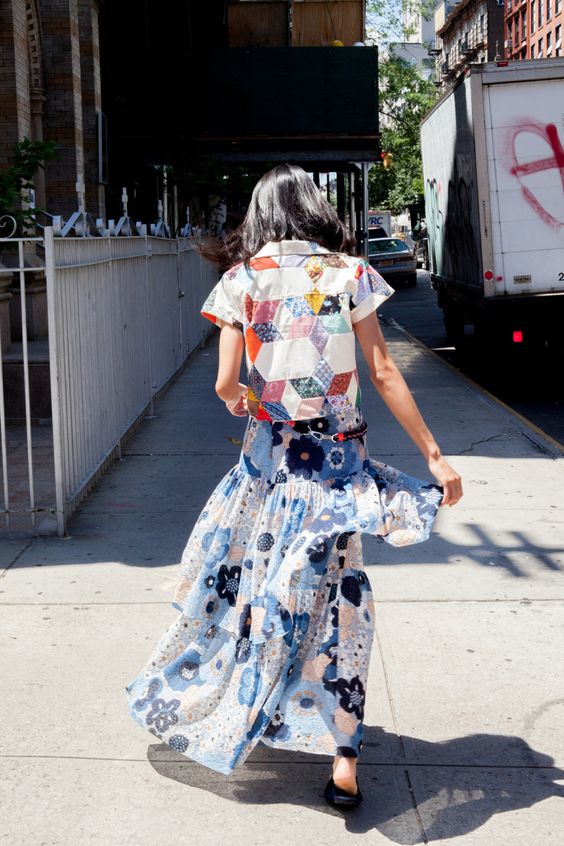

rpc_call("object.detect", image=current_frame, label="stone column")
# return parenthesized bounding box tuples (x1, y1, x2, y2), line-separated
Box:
(41, 0, 85, 218)
(78, 0, 105, 219)
(0, 0, 31, 170)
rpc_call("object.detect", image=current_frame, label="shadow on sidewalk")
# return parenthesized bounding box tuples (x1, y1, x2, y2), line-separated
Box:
(6, 523, 560, 580)
(146, 727, 564, 843)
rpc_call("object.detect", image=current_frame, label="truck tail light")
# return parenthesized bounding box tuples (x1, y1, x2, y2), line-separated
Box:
(512, 330, 523, 343)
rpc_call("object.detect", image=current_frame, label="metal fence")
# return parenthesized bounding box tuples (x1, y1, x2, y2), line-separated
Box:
(0, 229, 217, 537)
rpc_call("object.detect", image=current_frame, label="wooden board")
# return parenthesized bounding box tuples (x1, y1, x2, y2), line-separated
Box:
(228, 2, 289, 47)
(292, 0, 364, 46)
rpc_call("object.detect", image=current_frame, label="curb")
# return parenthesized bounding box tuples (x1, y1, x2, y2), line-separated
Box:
(382, 316, 564, 461)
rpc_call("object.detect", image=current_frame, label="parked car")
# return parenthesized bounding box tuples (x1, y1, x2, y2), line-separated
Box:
(368, 225, 388, 239)
(415, 236, 429, 270)
(368, 238, 417, 287)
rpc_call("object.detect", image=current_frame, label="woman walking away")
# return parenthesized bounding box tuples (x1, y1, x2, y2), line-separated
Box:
(125, 164, 462, 809)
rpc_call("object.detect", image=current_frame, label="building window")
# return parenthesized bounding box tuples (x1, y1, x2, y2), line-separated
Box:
(521, 8, 527, 38)
(531, 0, 536, 33)
(556, 24, 562, 55)
(538, 36, 544, 56)
(530, 42, 535, 57)
(556, 0, 561, 15)
(547, 0, 552, 20)
(539, 0, 544, 25)
(547, 29, 552, 53)
(480, 13, 485, 36)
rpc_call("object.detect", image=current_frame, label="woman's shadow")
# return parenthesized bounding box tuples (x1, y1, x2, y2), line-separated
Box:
(147, 727, 564, 843)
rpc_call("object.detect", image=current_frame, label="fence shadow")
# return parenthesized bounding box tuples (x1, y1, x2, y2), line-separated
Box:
(147, 726, 564, 843)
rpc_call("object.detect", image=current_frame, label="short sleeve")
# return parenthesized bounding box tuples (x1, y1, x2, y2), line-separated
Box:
(350, 259, 395, 324)
(201, 270, 244, 330)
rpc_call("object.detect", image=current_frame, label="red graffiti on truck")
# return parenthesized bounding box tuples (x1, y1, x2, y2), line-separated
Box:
(509, 121, 564, 231)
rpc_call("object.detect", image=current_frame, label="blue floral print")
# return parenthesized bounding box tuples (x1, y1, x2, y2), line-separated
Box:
(202, 527, 231, 566)
(125, 406, 442, 775)
(238, 666, 260, 706)
(163, 651, 201, 691)
(132, 677, 162, 712)
(146, 698, 181, 733)
(285, 436, 325, 478)
(216, 564, 241, 606)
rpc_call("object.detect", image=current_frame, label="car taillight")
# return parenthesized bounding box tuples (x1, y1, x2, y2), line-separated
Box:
(513, 330, 523, 343)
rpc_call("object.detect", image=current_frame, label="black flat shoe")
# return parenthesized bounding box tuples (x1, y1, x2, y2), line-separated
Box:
(324, 776, 363, 809)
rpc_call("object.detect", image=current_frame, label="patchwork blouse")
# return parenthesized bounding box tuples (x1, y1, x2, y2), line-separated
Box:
(201, 239, 394, 422)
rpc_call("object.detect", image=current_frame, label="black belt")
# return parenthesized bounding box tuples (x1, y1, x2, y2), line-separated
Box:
(302, 420, 368, 443)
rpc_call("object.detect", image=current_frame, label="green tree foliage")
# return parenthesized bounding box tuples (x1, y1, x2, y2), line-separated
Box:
(370, 52, 437, 213)
(366, 0, 437, 46)
(0, 139, 58, 232)
(365, 0, 438, 214)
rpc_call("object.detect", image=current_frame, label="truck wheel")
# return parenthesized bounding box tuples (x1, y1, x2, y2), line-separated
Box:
(406, 274, 417, 287)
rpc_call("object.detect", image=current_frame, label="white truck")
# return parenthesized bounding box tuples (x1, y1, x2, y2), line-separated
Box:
(421, 59, 564, 360)
(368, 209, 392, 237)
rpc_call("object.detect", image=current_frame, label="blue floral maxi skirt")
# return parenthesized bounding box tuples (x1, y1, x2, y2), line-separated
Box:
(125, 407, 442, 774)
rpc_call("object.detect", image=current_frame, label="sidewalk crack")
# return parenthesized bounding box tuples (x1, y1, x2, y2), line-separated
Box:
(455, 432, 510, 455)
(404, 768, 429, 844)
(375, 625, 430, 842)
(374, 625, 405, 759)
(0, 538, 34, 580)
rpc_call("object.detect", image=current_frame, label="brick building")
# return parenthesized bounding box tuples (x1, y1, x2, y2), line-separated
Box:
(0, 0, 105, 220)
(504, 0, 563, 59)
(435, 0, 505, 87)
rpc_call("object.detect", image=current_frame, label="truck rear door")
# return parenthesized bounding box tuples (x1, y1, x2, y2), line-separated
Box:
(483, 76, 564, 296)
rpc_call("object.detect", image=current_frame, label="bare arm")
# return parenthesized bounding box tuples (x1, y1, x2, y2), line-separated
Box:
(215, 324, 248, 417)
(354, 311, 462, 506)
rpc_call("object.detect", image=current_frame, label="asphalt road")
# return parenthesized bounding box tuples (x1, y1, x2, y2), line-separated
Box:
(379, 270, 564, 446)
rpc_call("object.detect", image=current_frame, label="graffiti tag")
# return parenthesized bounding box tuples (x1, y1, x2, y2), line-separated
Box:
(509, 121, 564, 231)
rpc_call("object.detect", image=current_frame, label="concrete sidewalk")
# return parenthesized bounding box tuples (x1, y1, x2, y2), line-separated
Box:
(2, 324, 564, 846)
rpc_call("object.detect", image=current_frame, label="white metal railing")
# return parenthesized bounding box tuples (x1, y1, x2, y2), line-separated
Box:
(0, 229, 217, 536)
(0, 237, 45, 530)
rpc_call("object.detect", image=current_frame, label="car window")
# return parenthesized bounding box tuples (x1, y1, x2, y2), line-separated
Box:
(368, 239, 409, 255)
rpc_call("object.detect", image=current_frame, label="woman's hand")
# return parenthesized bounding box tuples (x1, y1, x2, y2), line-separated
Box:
(225, 382, 248, 417)
(427, 455, 463, 506)
(354, 312, 463, 508)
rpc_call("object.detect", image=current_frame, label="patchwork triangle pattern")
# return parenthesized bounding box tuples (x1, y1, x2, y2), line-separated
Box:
(313, 358, 334, 392)
(245, 326, 262, 363)
(204, 251, 376, 422)
(248, 367, 265, 399)
(249, 256, 279, 271)
(309, 321, 329, 354)
(290, 377, 325, 399)
(304, 291, 326, 314)
(327, 371, 353, 396)
(319, 314, 350, 334)
(304, 255, 325, 283)
(284, 295, 315, 318)
(253, 322, 283, 343)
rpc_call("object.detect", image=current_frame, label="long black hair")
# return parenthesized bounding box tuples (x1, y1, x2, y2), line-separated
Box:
(199, 164, 356, 271)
